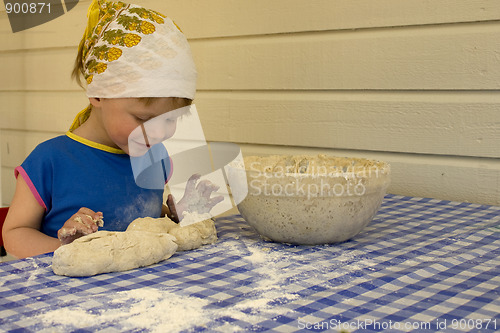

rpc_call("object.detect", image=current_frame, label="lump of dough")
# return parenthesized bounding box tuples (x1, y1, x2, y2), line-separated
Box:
(52, 230, 178, 277)
(52, 215, 218, 277)
(169, 219, 218, 251)
(127, 214, 217, 251)
(126, 216, 177, 233)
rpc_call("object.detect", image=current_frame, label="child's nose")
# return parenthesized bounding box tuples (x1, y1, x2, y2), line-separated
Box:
(143, 120, 173, 145)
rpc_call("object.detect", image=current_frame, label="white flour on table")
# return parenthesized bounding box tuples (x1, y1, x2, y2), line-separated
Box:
(36, 237, 376, 332)
(37, 288, 212, 332)
(214, 238, 375, 325)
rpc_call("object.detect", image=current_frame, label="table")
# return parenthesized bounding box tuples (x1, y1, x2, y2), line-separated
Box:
(1, 194, 500, 332)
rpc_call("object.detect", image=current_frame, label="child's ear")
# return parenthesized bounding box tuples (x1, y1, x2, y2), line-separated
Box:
(89, 97, 102, 107)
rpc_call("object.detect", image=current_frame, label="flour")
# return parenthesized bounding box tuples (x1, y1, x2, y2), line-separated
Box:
(26, 257, 41, 284)
(229, 238, 377, 308)
(38, 285, 295, 332)
(179, 211, 212, 227)
(37, 288, 212, 332)
(41, 235, 376, 331)
(14, 257, 46, 287)
(215, 240, 301, 323)
(38, 308, 97, 328)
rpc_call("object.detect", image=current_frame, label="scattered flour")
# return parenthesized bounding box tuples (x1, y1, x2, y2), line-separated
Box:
(212, 238, 377, 326)
(37, 238, 377, 332)
(37, 288, 212, 332)
(25, 257, 41, 283)
(179, 211, 212, 228)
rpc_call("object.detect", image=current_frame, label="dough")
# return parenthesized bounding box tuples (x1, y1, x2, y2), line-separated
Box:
(53, 215, 218, 276)
(127, 216, 218, 251)
(52, 231, 178, 277)
(126, 216, 177, 233)
(168, 219, 217, 251)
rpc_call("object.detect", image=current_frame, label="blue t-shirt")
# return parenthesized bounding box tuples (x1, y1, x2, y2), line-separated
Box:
(15, 132, 165, 238)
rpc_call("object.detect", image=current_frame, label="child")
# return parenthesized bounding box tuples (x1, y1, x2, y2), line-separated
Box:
(3, 0, 221, 258)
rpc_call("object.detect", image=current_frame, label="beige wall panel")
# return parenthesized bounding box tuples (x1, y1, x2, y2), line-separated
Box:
(237, 143, 500, 206)
(1, 129, 58, 169)
(2, 23, 500, 91)
(191, 22, 500, 90)
(0, 7, 84, 52)
(2, 0, 500, 51)
(149, 0, 500, 39)
(195, 91, 500, 158)
(0, 52, 26, 90)
(0, 91, 88, 131)
(0, 48, 78, 91)
(1, 167, 15, 207)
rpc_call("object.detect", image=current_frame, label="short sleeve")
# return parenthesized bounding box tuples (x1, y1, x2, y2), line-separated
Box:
(15, 141, 55, 211)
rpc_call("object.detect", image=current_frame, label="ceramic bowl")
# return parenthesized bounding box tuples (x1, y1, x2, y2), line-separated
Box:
(230, 154, 390, 245)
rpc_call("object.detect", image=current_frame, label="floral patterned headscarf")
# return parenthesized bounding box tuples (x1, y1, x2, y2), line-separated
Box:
(81, 0, 196, 98)
(70, 0, 197, 130)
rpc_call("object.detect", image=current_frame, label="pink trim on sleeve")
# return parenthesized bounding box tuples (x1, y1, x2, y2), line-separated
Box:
(163, 157, 174, 185)
(14, 166, 48, 211)
(168, 157, 174, 182)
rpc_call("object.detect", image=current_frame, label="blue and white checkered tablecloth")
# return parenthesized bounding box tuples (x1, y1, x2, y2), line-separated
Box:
(1, 194, 500, 332)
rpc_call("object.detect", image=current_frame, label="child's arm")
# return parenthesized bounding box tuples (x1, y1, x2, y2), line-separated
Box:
(3, 176, 59, 258)
(3, 176, 103, 258)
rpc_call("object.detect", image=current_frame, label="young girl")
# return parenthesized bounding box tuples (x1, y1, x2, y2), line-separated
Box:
(3, 0, 221, 258)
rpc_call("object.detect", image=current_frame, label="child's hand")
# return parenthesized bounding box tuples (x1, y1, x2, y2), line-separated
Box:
(167, 174, 224, 222)
(57, 208, 104, 245)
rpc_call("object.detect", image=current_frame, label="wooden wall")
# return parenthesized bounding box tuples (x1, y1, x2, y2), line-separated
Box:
(1, 0, 499, 206)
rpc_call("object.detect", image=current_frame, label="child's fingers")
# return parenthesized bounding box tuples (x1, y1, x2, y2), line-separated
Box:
(73, 215, 97, 233)
(58, 226, 86, 245)
(71, 212, 99, 234)
(58, 227, 75, 237)
(76, 207, 96, 216)
(75, 208, 104, 228)
(77, 208, 104, 224)
(58, 208, 104, 245)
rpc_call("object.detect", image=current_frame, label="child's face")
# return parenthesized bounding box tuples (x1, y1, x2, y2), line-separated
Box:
(91, 97, 190, 155)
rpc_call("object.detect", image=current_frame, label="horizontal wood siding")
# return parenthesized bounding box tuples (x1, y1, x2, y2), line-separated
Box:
(1, 0, 499, 206)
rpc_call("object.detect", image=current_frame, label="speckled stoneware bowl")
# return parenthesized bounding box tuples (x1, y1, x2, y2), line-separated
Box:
(231, 154, 391, 245)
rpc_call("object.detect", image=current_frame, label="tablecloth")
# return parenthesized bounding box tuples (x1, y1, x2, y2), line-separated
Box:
(1, 194, 500, 332)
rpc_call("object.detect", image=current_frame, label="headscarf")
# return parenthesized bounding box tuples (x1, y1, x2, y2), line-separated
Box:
(70, 0, 197, 131)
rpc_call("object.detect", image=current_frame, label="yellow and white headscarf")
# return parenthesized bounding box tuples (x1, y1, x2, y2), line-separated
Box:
(81, 0, 196, 98)
(70, 0, 197, 130)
